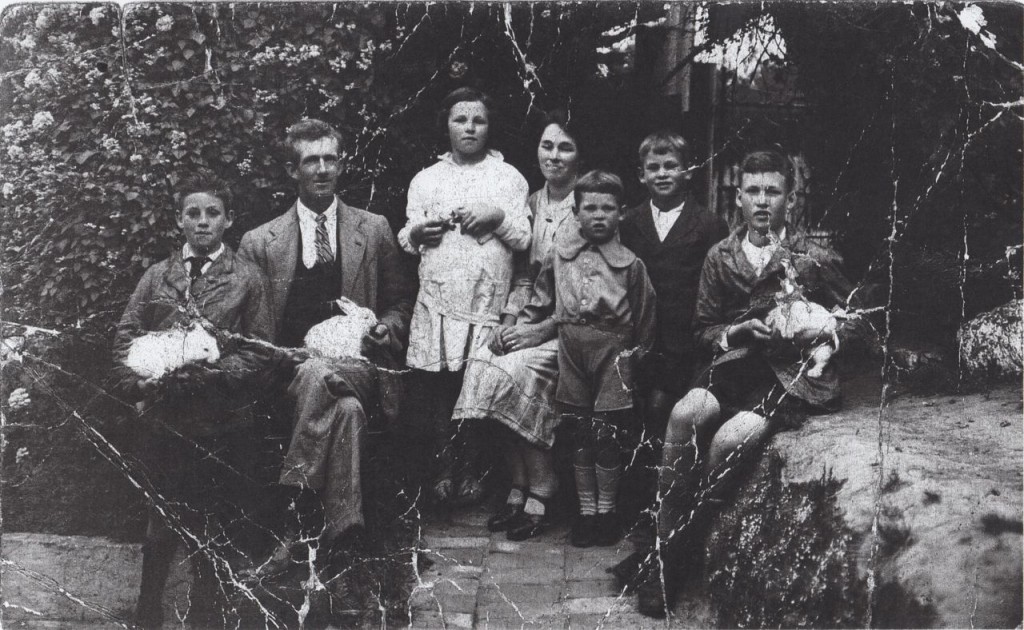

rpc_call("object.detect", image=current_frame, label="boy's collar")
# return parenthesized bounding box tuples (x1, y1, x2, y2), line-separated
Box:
(182, 242, 225, 261)
(556, 229, 636, 268)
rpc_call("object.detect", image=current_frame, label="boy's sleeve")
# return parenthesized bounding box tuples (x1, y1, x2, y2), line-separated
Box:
(807, 245, 876, 353)
(693, 250, 732, 354)
(518, 250, 557, 325)
(110, 267, 158, 395)
(628, 260, 657, 354)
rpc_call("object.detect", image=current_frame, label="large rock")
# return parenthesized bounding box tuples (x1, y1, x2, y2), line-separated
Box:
(959, 299, 1023, 378)
(701, 374, 1022, 628)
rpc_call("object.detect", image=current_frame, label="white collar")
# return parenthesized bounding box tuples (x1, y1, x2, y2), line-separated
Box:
(745, 226, 787, 248)
(650, 199, 685, 215)
(182, 242, 224, 261)
(297, 196, 338, 223)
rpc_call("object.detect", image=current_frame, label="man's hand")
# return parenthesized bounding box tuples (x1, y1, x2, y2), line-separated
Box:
(456, 203, 505, 237)
(726, 318, 772, 347)
(164, 363, 215, 398)
(135, 377, 159, 398)
(410, 219, 447, 248)
(360, 323, 391, 358)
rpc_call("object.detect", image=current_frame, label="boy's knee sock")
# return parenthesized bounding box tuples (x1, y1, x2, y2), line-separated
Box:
(573, 464, 598, 516)
(657, 442, 699, 551)
(595, 463, 622, 514)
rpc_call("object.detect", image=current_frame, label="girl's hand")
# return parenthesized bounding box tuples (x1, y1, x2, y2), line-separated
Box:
(457, 203, 505, 237)
(410, 219, 447, 248)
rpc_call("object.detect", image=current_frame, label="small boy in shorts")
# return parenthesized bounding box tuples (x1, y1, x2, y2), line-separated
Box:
(112, 169, 272, 628)
(518, 170, 656, 547)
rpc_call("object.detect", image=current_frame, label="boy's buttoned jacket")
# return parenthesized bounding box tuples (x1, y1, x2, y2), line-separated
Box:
(521, 230, 656, 351)
(620, 195, 729, 357)
(113, 247, 274, 432)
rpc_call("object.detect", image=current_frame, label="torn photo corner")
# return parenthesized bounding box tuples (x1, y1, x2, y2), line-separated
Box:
(1, 1, 1021, 628)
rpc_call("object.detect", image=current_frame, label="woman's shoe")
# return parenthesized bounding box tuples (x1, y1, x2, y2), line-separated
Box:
(487, 501, 525, 532)
(505, 493, 552, 541)
(569, 514, 598, 548)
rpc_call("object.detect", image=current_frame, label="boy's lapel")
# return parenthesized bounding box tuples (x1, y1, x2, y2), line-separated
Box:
(163, 253, 191, 297)
(635, 202, 661, 248)
(337, 199, 366, 297)
(659, 195, 700, 249)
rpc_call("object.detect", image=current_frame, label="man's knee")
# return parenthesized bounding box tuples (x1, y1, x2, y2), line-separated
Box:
(665, 388, 721, 444)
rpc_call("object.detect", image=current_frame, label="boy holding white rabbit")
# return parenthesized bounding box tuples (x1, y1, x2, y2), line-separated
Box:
(112, 168, 273, 629)
(631, 149, 867, 618)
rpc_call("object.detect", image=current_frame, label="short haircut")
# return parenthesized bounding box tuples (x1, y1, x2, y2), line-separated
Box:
(638, 130, 690, 165)
(739, 149, 794, 191)
(284, 118, 344, 163)
(438, 87, 496, 145)
(573, 170, 624, 208)
(176, 168, 232, 213)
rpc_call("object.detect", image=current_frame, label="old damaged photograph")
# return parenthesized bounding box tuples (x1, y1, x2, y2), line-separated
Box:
(0, 1, 1021, 628)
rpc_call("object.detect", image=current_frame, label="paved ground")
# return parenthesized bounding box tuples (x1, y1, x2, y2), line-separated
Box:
(409, 506, 712, 629)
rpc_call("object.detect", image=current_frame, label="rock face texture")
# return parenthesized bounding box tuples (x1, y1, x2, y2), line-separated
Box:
(959, 299, 1023, 379)
(701, 376, 1022, 628)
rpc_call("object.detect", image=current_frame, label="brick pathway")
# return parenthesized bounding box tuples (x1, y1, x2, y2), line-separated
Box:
(409, 506, 711, 629)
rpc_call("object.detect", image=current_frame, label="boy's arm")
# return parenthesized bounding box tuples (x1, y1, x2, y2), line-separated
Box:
(692, 252, 733, 354)
(517, 250, 557, 325)
(628, 261, 657, 354)
(111, 267, 159, 396)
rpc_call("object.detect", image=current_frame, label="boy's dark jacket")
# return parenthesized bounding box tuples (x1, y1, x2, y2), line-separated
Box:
(620, 194, 729, 358)
(112, 247, 274, 434)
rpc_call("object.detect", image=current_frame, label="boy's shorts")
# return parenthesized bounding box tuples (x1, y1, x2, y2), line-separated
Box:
(694, 354, 809, 429)
(555, 323, 635, 413)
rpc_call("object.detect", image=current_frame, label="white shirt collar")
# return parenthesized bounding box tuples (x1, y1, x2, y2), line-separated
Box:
(650, 199, 685, 241)
(182, 242, 224, 262)
(296, 196, 338, 223)
(296, 197, 339, 269)
(741, 226, 787, 275)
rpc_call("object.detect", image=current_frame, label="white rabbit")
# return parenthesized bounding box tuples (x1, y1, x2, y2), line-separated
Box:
(124, 322, 220, 379)
(304, 297, 379, 359)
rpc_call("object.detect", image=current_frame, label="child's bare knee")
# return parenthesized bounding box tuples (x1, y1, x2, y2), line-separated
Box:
(665, 388, 720, 443)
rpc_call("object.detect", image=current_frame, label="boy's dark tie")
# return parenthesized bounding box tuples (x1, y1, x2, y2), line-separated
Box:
(315, 214, 334, 264)
(186, 256, 211, 282)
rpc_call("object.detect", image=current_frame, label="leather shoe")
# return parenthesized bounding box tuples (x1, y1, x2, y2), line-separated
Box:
(487, 502, 525, 532)
(593, 512, 621, 546)
(506, 512, 549, 541)
(569, 515, 597, 548)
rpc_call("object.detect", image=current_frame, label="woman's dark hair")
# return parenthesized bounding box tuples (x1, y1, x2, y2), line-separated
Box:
(438, 87, 496, 148)
(538, 107, 586, 165)
(175, 168, 232, 213)
(573, 169, 624, 208)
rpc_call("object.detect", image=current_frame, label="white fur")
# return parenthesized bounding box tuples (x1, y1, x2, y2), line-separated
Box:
(303, 297, 378, 359)
(124, 323, 220, 379)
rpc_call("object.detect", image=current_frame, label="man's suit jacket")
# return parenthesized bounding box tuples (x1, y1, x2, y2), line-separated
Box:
(620, 194, 729, 357)
(238, 198, 414, 355)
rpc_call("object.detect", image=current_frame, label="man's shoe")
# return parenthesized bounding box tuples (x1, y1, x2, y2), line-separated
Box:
(569, 515, 597, 548)
(487, 502, 524, 532)
(593, 512, 621, 546)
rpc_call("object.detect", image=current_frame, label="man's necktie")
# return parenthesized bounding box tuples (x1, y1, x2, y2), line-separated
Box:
(315, 214, 334, 264)
(186, 256, 211, 282)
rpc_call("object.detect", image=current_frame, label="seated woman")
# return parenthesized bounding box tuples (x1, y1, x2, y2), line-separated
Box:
(453, 109, 583, 540)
